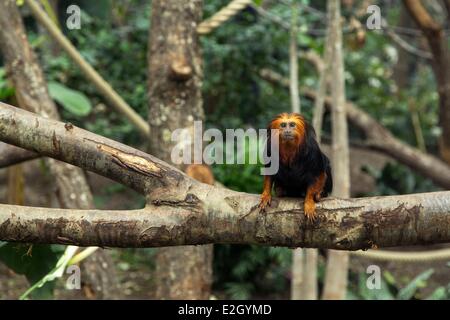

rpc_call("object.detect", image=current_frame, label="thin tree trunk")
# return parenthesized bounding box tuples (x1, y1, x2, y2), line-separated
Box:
(302, 249, 318, 299)
(147, 0, 212, 300)
(0, 0, 119, 299)
(7, 165, 24, 206)
(299, 7, 335, 301)
(289, 1, 300, 113)
(291, 249, 303, 299)
(322, 0, 351, 300)
(289, 0, 304, 300)
(312, 36, 332, 141)
(392, 8, 414, 90)
(403, 0, 450, 164)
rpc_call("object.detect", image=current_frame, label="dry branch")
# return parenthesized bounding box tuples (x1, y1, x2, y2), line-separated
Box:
(0, 189, 449, 249)
(0, 102, 177, 195)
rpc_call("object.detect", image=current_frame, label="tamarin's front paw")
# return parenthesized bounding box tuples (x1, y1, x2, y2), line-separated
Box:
(304, 200, 317, 221)
(258, 193, 272, 212)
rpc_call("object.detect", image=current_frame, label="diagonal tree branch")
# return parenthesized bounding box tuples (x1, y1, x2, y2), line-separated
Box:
(25, 0, 150, 137)
(0, 102, 183, 195)
(258, 68, 450, 189)
(1, 102, 450, 250)
(303, 88, 450, 189)
(403, 0, 450, 164)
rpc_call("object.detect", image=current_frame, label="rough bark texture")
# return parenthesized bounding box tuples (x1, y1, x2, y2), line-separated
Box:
(0, 0, 119, 299)
(1, 104, 450, 249)
(403, 0, 450, 164)
(147, 0, 212, 300)
(1, 190, 449, 249)
(0, 104, 177, 195)
(323, 0, 350, 300)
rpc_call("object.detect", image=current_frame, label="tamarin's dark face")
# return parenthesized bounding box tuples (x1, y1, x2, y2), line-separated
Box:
(269, 113, 306, 146)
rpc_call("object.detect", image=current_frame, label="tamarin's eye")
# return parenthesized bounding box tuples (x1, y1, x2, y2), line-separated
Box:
(280, 123, 287, 128)
(289, 122, 296, 128)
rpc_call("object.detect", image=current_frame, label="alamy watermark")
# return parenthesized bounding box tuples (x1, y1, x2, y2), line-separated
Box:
(66, 265, 81, 290)
(366, 265, 382, 290)
(171, 121, 280, 175)
(66, 5, 81, 30)
(366, 5, 382, 30)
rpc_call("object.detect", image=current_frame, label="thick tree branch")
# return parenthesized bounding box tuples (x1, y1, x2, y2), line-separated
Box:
(0, 191, 449, 249)
(259, 69, 450, 189)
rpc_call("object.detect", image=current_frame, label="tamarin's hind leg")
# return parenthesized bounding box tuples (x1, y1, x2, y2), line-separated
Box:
(304, 172, 327, 221)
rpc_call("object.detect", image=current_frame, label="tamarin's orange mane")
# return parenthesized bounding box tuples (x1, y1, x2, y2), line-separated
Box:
(269, 113, 306, 165)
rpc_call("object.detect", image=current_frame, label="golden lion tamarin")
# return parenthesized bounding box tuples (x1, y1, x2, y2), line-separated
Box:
(259, 113, 333, 220)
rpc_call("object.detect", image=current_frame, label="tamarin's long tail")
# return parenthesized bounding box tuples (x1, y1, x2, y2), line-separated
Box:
(185, 164, 215, 185)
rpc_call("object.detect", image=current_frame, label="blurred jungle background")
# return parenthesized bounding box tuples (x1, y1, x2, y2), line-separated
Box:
(0, 0, 449, 300)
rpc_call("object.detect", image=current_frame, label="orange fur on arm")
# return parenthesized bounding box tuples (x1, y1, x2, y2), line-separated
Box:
(259, 175, 273, 210)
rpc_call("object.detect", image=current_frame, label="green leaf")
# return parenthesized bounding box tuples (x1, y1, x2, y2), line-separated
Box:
(20, 246, 79, 300)
(0, 67, 15, 100)
(48, 82, 92, 116)
(0, 244, 60, 299)
(397, 269, 434, 300)
(383, 270, 397, 286)
(224, 282, 253, 300)
(426, 287, 447, 300)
